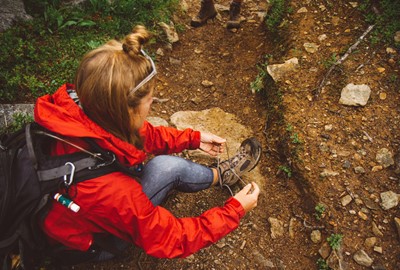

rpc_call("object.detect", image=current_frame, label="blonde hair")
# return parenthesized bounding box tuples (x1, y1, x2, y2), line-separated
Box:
(74, 25, 155, 148)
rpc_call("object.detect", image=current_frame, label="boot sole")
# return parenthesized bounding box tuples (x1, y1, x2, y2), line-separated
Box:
(239, 137, 262, 173)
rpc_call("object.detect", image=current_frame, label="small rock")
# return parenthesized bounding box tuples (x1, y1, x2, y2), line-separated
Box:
(377, 67, 385, 73)
(311, 230, 321, 243)
(380, 190, 399, 210)
(320, 169, 339, 177)
(353, 249, 373, 267)
(386, 47, 396, 54)
(297, 7, 308, 13)
(364, 237, 377, 248)
(201, 80, 214, 87)
(373, 246, 383, 254)
(395, 217, 400, 240)
(268, 217, 284, 239)
(349, 2, 358, 8)
(341, 195, 353, 206)
(319, 242, 331, 259)
(339, 83, 371, 106)
(372, 222, 384, 237)
(354, 166, 365, 174)
(394, 31, 400, 43)
(158, 21, 179, 43)
(376, 148, 394, 168)
(303, 42, 319, 53)
(379, 92, 387, 100)
(358, 211, 368, 220)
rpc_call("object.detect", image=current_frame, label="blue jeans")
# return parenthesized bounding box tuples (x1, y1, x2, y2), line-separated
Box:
(140, 155, 214, 206)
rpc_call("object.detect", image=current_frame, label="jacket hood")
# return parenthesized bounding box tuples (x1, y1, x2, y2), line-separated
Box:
(34, 84, 146, 165)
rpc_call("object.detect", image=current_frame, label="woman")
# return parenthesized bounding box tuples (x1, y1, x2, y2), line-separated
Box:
(34, 25, 261, 265)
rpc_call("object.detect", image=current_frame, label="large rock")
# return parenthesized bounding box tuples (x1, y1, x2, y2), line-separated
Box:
(170, 107, 264, 188)
(339, 83, 371, 106)
(0, 0, 32, 32)
(266, 57, 299, 82)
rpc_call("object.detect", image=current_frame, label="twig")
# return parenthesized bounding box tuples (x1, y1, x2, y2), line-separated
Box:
(314, 24, 375, 98)
(293, 213, 325, 230)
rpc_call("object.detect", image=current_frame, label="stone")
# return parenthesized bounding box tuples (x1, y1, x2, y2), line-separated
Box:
(341, 195, 353, 207)
(170, 108, 263, 188)
(0, 0, 32, 32)
(297, 7, 308, 13)
(395, 31, 400, 43)
(320, 169, 339, 177)
(375, 148, 394, 168)
(303, 42, 319, 53)
(268, 217, 284, 239)
(353, 249, 373, 267)
(380, 191, 399, 210)
(146, 117, 168, 127)
(266, 58, 299, 82)
(395, 217, 400, 240)
(372, 222, 383, 237)
(201, 80, 214, 87)
(339, 83, 371, 106)
(318, 242, 331, 259)
(158, 21, 179, 43)
(311, 230, 321, 243)
(364, 237, 377, 248)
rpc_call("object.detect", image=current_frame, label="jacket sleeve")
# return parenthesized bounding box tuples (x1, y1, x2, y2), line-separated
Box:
(82, 174, 245, 258)
(140, 121, 201, 155)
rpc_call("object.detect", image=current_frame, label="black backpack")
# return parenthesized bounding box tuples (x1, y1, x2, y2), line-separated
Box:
(0, 123, 136, 269)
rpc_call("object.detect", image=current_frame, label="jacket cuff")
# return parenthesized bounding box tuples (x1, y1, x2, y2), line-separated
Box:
(225, 197, 245, 219)
(189, 130, 201, 149)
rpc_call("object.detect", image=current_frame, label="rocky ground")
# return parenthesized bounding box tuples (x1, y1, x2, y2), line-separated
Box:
(3, 0, 399, 269)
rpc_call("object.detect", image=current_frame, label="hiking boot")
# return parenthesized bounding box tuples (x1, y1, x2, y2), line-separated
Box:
(226, 1, 241, 29)
(191, 0, 217, 28)
(217, 137, 262, 187)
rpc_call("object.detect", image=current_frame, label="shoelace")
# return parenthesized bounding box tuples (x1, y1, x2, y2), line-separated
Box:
(216, 142, 247, 196)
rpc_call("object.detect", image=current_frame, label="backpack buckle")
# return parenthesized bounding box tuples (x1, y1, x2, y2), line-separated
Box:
(89, 152, 116, 170)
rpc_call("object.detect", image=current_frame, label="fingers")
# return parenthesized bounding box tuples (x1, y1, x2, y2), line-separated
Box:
(233, 182, 260, 213)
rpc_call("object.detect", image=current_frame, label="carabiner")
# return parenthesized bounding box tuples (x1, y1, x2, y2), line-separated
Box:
(64, 162, 76, 186)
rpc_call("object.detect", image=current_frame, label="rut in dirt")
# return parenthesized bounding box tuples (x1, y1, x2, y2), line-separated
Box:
(154, 14, 318, 214)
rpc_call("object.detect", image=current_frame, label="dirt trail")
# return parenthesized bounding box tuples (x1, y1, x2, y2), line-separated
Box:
(67, 0, 400, 269)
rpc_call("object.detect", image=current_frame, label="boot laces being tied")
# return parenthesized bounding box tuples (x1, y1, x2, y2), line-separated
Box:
(227, 1, 241, 29)
(216, 137, 262, 195)
(191, 0, 218, 28)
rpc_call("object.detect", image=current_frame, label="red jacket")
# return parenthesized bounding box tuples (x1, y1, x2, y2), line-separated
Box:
(34, 84, 245, 258)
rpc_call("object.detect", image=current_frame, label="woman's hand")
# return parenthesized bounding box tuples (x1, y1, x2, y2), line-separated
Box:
(199, 132, 226, 156)
(233, 182, 260, 213)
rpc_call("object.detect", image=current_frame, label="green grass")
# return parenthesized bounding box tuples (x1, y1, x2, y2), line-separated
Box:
(265, 0, 288, 32)
(0, 0, 179, 103)
(314, 203, 326, 221)
(359, 0, 400, 46)
(327, 233, 343, 250)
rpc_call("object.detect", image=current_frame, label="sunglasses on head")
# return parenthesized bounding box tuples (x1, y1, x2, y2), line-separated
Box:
(129, 49, 157, 94)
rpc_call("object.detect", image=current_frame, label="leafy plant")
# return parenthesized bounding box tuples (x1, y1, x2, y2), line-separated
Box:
(0, 0, 179, 103)
(358, 0, 400, 45)
(0, 112, 34, 135)
(265, 0, 288, 32)
(290, 132, 302, 144)
(250, 63, 268, 93)
(327, 234, 343, 250)
(278, 165, 292, 178)
(316, 258, 331, 270)
(314, 203, 326, 220)
(322, 53, 337, 68)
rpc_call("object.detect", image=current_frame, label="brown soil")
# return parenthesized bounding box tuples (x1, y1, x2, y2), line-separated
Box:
(69, 0, 400, 269)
